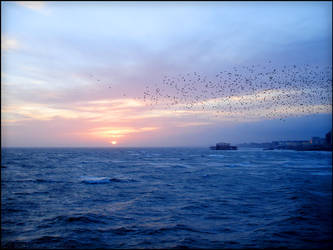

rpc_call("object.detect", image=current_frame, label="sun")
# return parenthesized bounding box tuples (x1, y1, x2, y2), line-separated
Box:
(111, 141, 117, 145)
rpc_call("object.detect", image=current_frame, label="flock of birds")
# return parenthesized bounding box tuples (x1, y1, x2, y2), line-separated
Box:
(141, 63, 332, 121)
(91, 62, 332, 121)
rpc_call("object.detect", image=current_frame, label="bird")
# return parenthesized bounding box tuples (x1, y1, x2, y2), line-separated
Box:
(92, 62, 332, 122)
(138, 63, 332, 121)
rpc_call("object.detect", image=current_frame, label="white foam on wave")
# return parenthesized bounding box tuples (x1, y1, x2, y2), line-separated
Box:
(208, 154, 224, 157)
(80, 175, 136, 184)
(81, 176, 111, 184)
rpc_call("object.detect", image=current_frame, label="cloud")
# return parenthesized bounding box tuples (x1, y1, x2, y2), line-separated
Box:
(3, 83, 331, 126)
(16, 1, 46, 11)
(1, 36, 21, 51)
(174, 121, 213, 128)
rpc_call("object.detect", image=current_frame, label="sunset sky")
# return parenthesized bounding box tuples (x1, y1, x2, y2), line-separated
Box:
(1, 1, 332, 147)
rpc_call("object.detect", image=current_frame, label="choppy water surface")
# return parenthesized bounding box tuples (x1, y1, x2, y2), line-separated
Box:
(1, 148, 332, 249)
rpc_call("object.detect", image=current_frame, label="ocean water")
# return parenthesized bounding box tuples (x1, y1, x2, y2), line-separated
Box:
(1, 147, 332, 249)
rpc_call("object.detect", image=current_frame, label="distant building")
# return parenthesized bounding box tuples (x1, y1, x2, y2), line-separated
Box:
(310, 137, 325, 145)
(260, 131, 332, 151)
(210, 142, 237, 150)
(272, 140, 309, 147)
(236, 142, 272, 148)
(217, 142, 230, 147)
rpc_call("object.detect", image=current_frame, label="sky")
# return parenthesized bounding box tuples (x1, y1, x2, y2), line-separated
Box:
(1, 1, 332, 147)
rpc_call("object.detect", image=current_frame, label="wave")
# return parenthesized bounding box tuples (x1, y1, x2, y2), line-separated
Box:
(13, 191, 49, 196)
(35, 179, 64, 183)
(81, 177, 113, 184)
(3, 179, 66, 184)
(98, 226, 137, 235)
(80, 176, 137, 184)
(42, 213, 106, 225)
(3, 148, 332, 249)
(111, 160, 127, 163)
(128, 153, 140, 156)
(141, 223, 207, 236)
(2, 208, 26, 213)
(66, 215, 102, 224)
(31, 235, 65, 244)
(310, 171, 332, 176)
(208, 154, 224, 157)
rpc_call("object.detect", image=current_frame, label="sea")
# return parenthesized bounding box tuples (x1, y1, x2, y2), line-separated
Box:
(1, 147, 332, 249)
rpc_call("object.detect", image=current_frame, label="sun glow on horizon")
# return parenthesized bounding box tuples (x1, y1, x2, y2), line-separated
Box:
(87, 126, 159, 139)
(111, 141, 117, 145)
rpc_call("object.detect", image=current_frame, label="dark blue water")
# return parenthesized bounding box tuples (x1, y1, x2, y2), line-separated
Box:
(1, 148, 332, 249)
